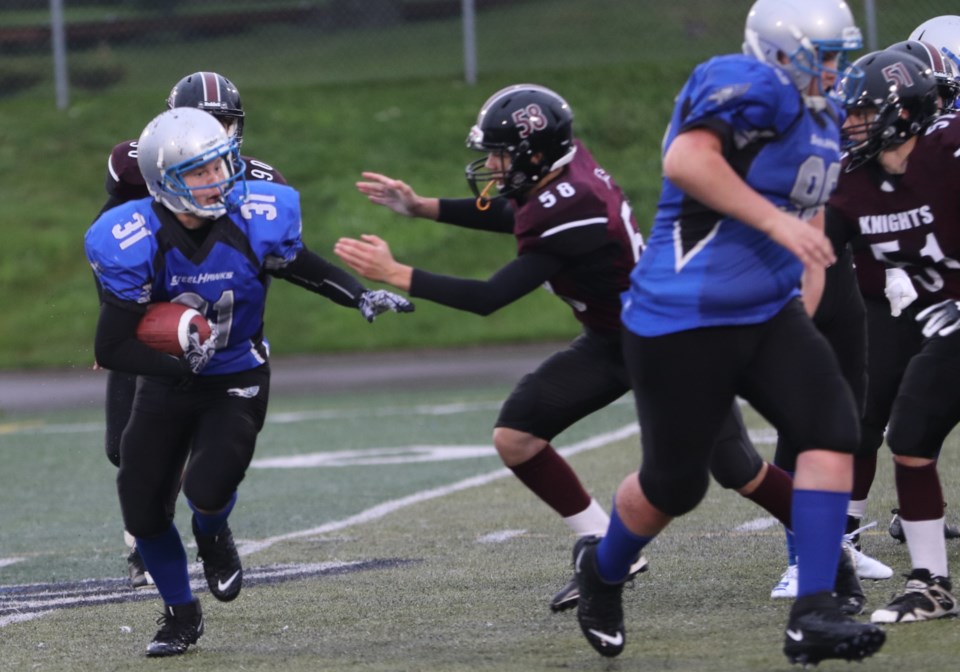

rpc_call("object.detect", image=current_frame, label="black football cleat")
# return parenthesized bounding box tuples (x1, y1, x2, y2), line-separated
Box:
(192, 516, 243, 602)
(574, 536, 627, 657)
(551, 551, 648, 612)
(870, 569, 960, 623)
(784, 591, 885, 666)
(146, 598, 204, 657)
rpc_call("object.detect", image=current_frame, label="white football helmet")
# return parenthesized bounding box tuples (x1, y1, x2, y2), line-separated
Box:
(910, 15, 960, 72)
(137, 107, 247, 219)
(743, 0, 863, 101)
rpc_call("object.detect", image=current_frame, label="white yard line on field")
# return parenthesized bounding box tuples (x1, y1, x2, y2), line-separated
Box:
(0, 424, 639, 628)
(238, 423, 640, 556)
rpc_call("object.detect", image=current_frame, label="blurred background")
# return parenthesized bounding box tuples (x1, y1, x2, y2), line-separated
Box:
(0, 0, 955, 369)
(3, 0, 951, 97)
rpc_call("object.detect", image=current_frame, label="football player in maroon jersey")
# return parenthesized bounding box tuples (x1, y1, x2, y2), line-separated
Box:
(829, 49, 960, 623)
(882, 38, 960, 543)
(334, 83, 828, 613)
(93, 72, 287, 589)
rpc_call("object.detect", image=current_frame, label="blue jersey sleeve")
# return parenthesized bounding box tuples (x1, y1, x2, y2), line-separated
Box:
(237, 182, 305, 268)
(678, 55, 802, 139)
(84, 200, 158, 304)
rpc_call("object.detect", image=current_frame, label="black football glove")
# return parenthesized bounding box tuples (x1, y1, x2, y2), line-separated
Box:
(184, 322, 218, 374)
(916, 299, 960, 337)
(358, 289, 415, 323)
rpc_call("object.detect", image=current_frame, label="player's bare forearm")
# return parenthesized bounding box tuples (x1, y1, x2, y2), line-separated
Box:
(334, 234, 413, 291)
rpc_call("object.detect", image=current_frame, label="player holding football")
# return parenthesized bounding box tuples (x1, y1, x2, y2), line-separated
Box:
(828, 48, 960, 624)
(94, 72, 290, 589)
(85, 107, 412, 657)
(566, 0, 885, 664)
(334, 83, 861, 615)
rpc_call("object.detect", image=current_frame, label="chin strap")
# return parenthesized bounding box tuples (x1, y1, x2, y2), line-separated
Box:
(475, 180, 496, 211)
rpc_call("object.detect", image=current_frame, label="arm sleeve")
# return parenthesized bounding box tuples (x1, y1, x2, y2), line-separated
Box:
(94, 298, 191, 377)
(409, 251, 564, 315)
(271, 246, 367, 308)
(436, 197, 514, 233)
(825, 205, 853, 256)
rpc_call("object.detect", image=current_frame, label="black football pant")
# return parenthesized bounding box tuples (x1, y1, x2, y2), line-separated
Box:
(625, 300, 859, 517)
(496, 328, 762, 495)
(117, 365, 270, 538)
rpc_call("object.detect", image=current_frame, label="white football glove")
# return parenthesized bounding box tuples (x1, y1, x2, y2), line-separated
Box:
(184, 322, 218, 374)
(358, 289, 415, 322)
(884, 268, 918, 317)
(916, 299, 960, 338)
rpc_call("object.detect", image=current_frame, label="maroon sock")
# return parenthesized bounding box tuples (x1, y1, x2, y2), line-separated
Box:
(894, 461, 945, 521)
(852, 453, 877, 501)
(508, 445, 591, 517)
(743, 462, 793, 529)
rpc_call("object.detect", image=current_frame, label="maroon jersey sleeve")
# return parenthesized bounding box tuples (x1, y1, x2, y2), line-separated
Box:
(241, 155, 287, 185)
(105, 140, 150, 203)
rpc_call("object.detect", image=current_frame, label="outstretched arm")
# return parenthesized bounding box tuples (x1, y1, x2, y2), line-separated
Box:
(357, 171, 514, 233)
(272, 245, 413, 320)
(335, 234, 563, 315)
(356, 172, 440, 219)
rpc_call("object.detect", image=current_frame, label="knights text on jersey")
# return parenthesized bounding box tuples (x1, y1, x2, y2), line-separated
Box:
(513, 140, 643, 334)
(829, 112, 960, 308)
(105, 139, 287, 202)
(84, 181, 303, 375)
(622, 55, 844, 337)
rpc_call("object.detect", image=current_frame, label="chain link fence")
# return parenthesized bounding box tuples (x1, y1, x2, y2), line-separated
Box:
(2, 0, 958, 109)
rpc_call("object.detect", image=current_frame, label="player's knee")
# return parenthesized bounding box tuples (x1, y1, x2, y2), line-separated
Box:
(711, 449, 763, 491)
(640, 466, 710, 516)
(886, 421, 942, 459)
(492, 426, 545, 466)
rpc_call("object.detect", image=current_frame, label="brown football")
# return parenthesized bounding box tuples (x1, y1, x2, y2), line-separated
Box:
(135, 302, 212, 356)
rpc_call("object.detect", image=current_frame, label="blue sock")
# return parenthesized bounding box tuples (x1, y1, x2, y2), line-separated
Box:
(792, 488, 849, 597)
(136, 523, 193, 606)
(595, 503, 654, 582)
(188, 491, 237, 535)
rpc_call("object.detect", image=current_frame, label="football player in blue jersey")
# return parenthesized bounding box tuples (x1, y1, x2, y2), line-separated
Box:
(334, 83, 866, 616)
(93, 72, 291, 590)
(85, 107, 412, 657)
(566, 0, 885, 664)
